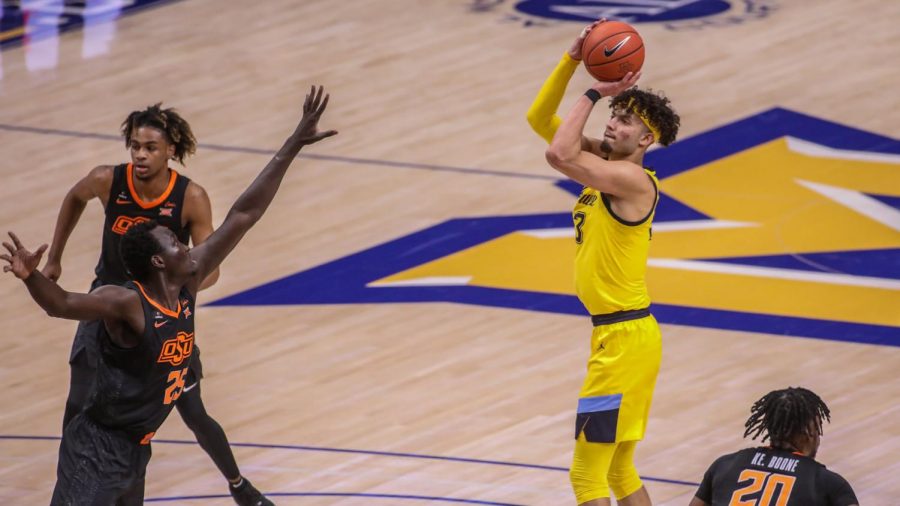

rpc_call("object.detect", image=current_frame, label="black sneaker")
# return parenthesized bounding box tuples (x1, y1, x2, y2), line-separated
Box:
(229, 478, 275, 506)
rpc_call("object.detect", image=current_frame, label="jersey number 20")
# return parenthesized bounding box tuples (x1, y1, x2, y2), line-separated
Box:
(729, 469, 796, 506)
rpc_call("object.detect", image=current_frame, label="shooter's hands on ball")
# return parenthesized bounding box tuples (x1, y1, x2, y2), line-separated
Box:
(2, 232, 47, 280)
(568, 18, 607, 60)
(590, 71, 642, 98)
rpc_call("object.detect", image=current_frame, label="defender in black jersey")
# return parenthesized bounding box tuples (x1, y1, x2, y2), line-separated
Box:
(690, 387, 858, 506)
(54, 280, 196, 504)
(4, 85, 337, 505)
(42, 104, 271, 504)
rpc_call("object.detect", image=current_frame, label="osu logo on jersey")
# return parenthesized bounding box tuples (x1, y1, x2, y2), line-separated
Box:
(157, 331, 194, 366)
(111, 215, 151, 235)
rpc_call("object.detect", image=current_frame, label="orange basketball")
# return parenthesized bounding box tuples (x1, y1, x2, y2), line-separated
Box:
(581, 21, 645, 82)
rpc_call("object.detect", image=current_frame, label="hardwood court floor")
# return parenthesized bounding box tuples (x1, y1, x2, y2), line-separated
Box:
(0, 0, 898, 504)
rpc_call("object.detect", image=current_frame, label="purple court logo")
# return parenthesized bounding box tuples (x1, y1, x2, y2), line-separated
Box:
(469, 0, 777, 30)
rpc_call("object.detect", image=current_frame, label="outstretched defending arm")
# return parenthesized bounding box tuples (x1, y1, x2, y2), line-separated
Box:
(181, 181, 220, 290)
(3, 232, 141, 327)
(186, 85, 338, 294)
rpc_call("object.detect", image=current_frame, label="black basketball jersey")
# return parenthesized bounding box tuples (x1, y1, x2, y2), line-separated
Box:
(95, 163, 191, 286)
(85, 281, 196, 443)
(695, 447, 858, 506)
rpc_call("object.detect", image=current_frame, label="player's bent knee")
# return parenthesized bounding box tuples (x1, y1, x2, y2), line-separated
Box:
(608, 466, 642, 500)
(570, 471, 610, 504)
(570, 438, 614, 503)
(571, 459, 611, 502)
(608, 440, 642, 499)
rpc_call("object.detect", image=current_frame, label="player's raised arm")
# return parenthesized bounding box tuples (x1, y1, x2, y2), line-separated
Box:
(544, 74, 648, 196)
(4, 232, 140, 325)
(181, 181, 220, 290)
(527, 18, 606, 154)
(186, 85, 338, 293)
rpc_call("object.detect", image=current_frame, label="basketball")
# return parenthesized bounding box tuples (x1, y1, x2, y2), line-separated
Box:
(581, 21, 645, 82)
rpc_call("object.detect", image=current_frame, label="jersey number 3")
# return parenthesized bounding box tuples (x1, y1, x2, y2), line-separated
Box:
(164, 368, 189, 405)
(729, 469, 796, 506)
(574, 212, 586, 244)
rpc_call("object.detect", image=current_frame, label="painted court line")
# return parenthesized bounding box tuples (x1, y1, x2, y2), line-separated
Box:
(648, 258, 900, 290)
(521, 219, 758, 238)
(0, 123, 557, 182)
(796, 179, 900, 233)
(368, 276, 473, 287)
(0, 435, 700, 488)
(786, 136, 900, 164)
(144, 492, 524, 505)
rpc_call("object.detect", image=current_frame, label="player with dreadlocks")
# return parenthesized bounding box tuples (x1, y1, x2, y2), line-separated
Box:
(41, 103, 274, 505)
(529, 18, 679, 506)
(690, 387, 858, 506)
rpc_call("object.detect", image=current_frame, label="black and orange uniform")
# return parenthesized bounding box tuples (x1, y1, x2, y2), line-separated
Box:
(63, 162, 248, 495)
(66, 163, 203, 426)
(695, 447, 858, 506)
(95, 163, 191, 286)
(52, 282, 196, 505)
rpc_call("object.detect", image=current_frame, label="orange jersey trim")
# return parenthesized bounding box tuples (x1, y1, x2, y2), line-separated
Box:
(133, 281, 181, 318)
(126, 163, 179, 209)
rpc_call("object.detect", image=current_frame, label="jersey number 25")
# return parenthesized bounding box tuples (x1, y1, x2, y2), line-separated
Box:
(164, 368, 189, 405)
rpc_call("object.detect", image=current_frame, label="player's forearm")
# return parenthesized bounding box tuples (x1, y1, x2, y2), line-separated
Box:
(547, 96, 593, 163)
(46, 192, 88, 264)
(22, 270, 80, 319)
(186, 134, 309, 288)
(228, 133, 309, 225)
(526, 52, 580, 144)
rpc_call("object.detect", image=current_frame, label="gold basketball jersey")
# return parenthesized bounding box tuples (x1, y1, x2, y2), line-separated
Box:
(572, 169, 659, 315)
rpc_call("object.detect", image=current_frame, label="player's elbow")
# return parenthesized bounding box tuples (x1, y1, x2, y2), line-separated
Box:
(545, 145, 573, 168)
(545, 147, 563, 169)
(227, 208, 261, 230)
(527, 111, 554, 142)
(526, 108, 542, 131)
(44, 304, 64, 319)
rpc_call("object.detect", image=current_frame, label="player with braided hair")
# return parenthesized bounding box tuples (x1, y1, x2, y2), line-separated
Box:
(690, 387, 857, 506)
(120, 103, 197, 165)
(744, 386, 831, 450)
(42, 103, 274, 505)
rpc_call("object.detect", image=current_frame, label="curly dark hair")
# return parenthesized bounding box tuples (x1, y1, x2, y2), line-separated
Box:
(121, 103, 197, 165)
(609, 87, 680, 146)
(120, 220, 162, 282)
(744, 387, 831, 449)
